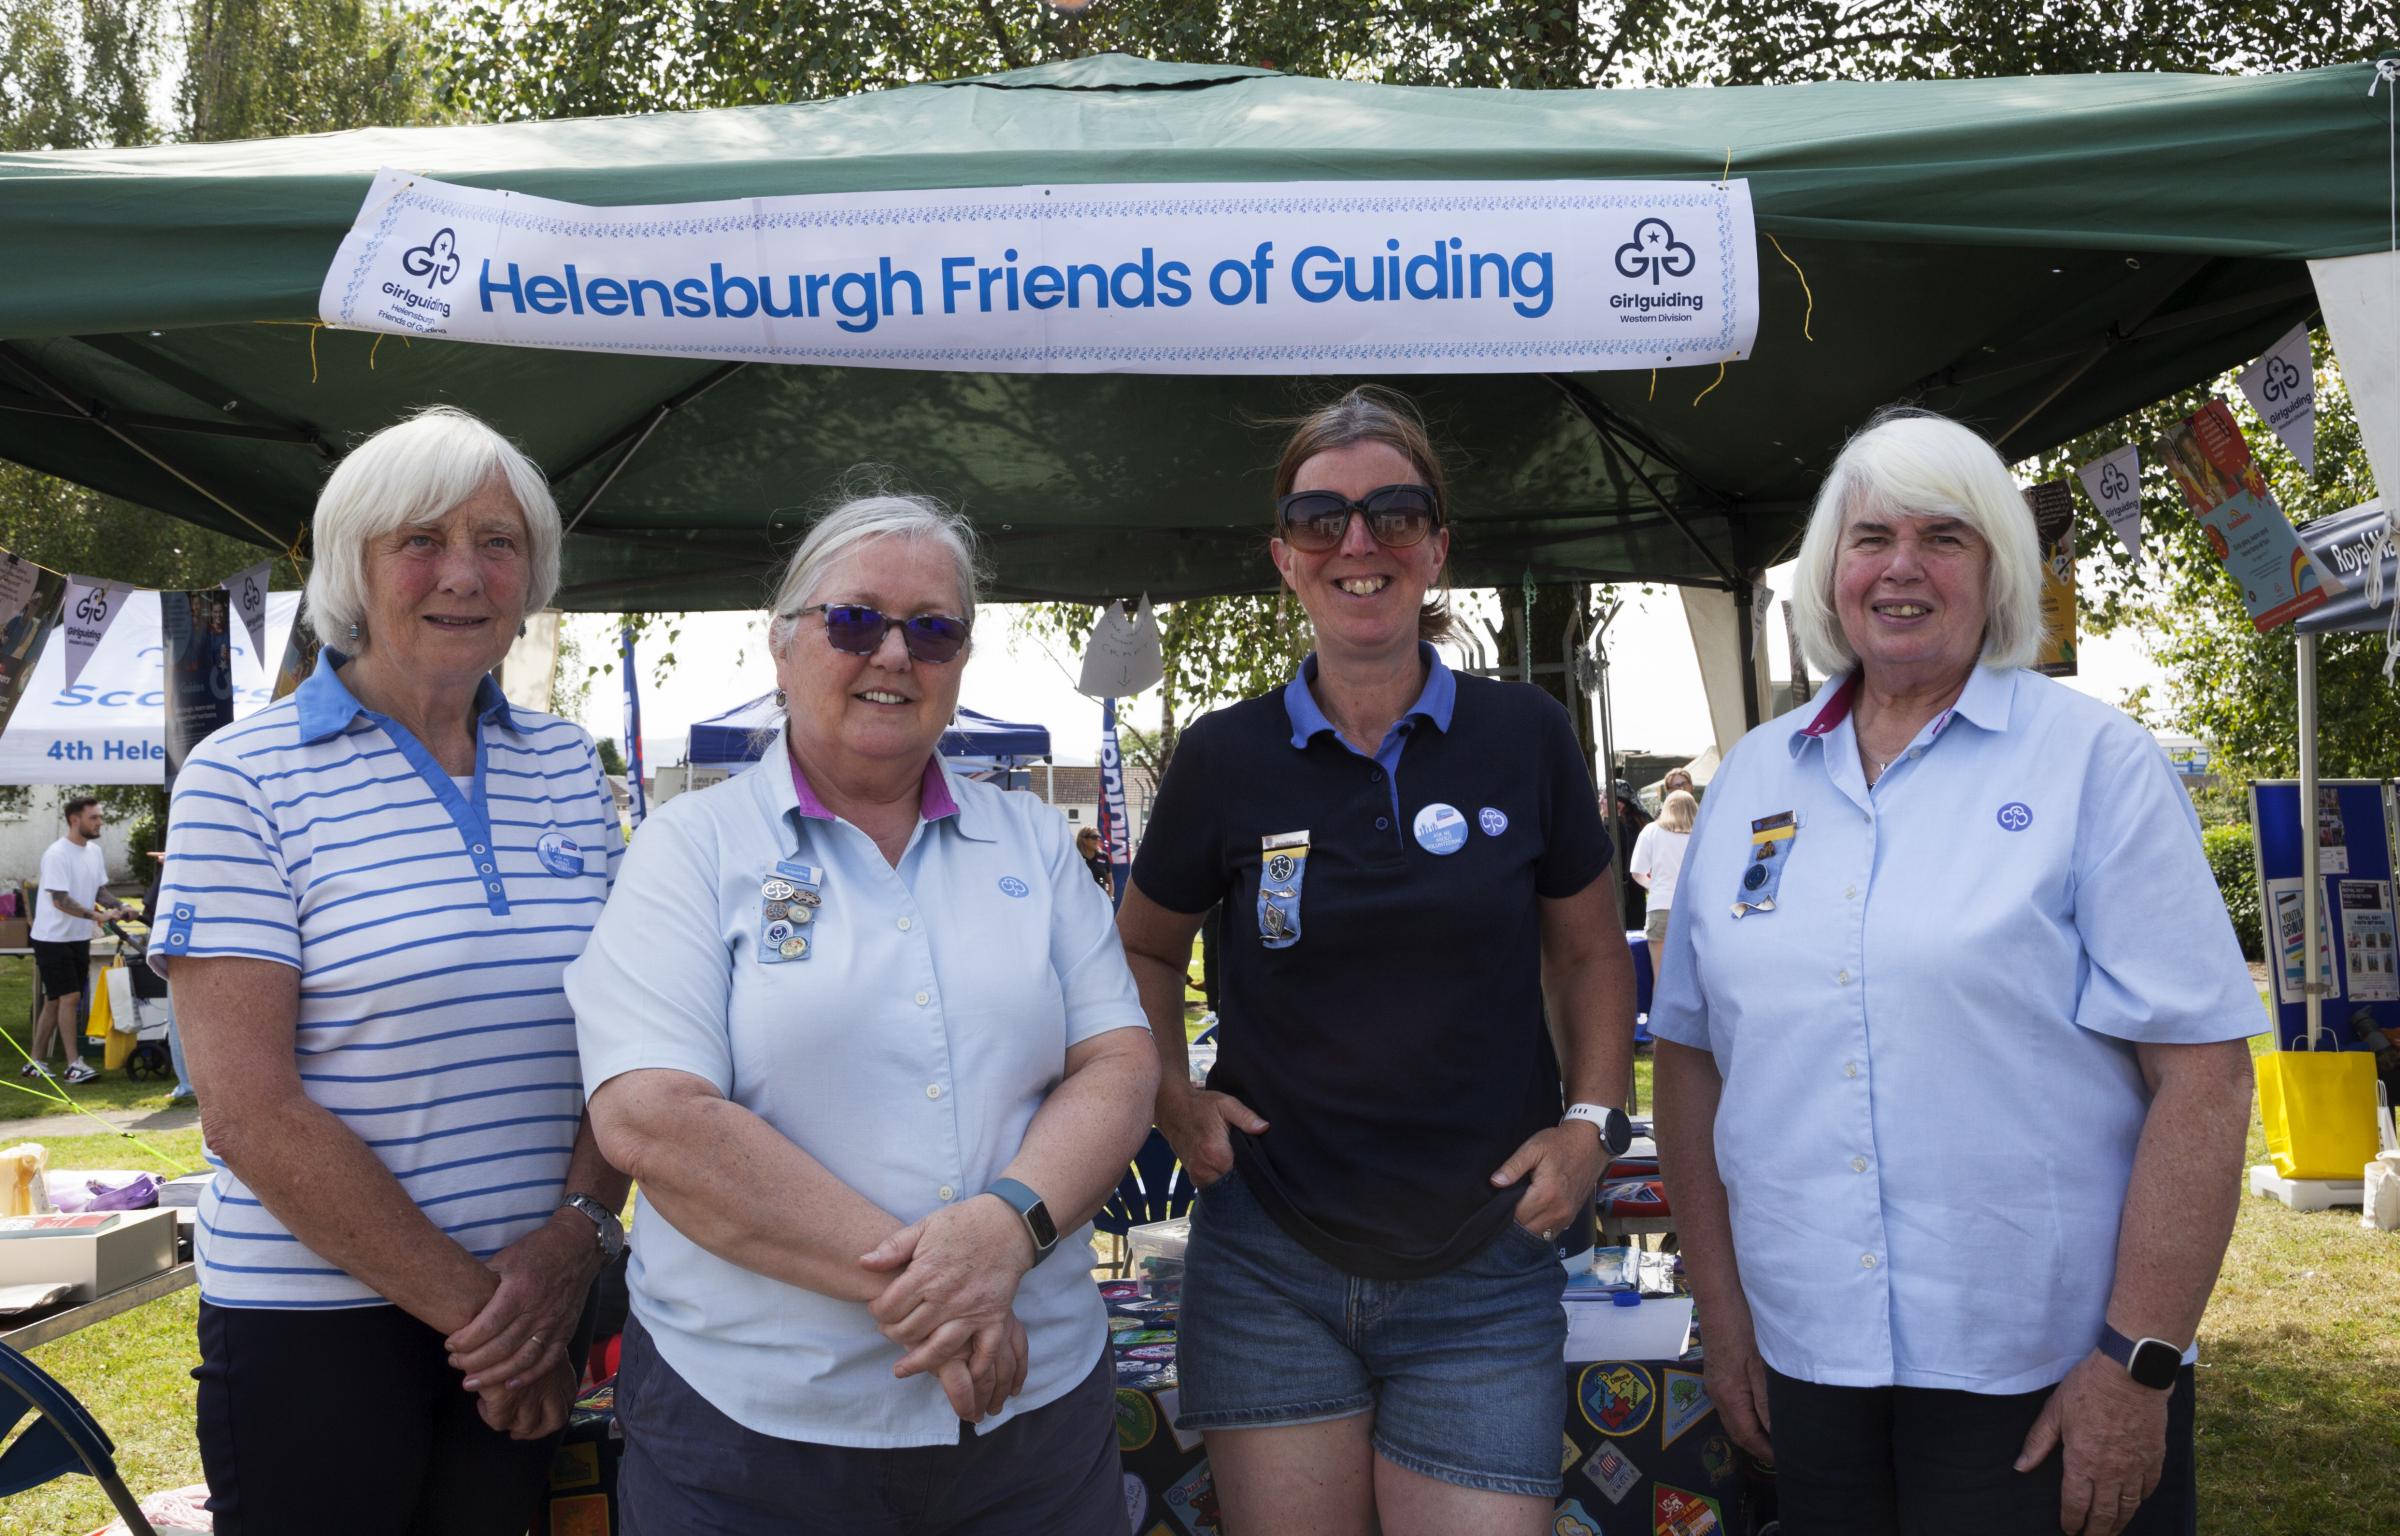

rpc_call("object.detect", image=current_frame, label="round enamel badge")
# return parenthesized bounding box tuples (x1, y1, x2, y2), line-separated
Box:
(1413, 802, 1469, 856)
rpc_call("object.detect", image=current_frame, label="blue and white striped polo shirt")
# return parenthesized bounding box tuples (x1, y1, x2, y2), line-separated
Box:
(157, 648, 623, 1310)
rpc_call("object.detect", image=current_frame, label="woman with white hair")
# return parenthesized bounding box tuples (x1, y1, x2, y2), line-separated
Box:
(1649, 408, 2257, 1536)
(565, 489, 1157, 1534)
(157, 406, 632, 1534)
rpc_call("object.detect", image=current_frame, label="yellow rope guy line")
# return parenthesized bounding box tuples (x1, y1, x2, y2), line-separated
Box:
(1766, 232, 1816, 342)
(1692, 361, 1728, 409)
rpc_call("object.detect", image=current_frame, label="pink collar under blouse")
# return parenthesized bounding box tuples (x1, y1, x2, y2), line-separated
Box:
(786, 748, 960, 824)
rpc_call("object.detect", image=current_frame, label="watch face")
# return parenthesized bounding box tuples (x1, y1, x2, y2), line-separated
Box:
(2128, 1340, 2180, 1391)
(1025, 1201, 1059, 1251)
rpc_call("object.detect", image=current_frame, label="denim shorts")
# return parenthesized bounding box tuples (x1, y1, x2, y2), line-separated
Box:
(1173, 1164, 1568, 1499)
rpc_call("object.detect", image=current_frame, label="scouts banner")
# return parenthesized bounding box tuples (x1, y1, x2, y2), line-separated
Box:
(161, 588, 237, 788)
(0, 553, 66, 740)
(2075, 444, 2143, 567)
(319, 171, 1761, 375)
(2025, 481, 2076, 677)
(1098, 698, 1133, 907)
(2161, 402, 2337, 633)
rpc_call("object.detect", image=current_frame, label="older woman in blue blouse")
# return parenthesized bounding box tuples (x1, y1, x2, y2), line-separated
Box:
(566, 492, 1158, 1535)
(1651, 409, 2257, 1536)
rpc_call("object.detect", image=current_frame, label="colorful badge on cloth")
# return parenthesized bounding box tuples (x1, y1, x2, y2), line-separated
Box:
(759, 859, 825, 963)
(1413, 801, 1469, 856)
(1258, 830, 1310, 949)
(1730, 811, 1797, 919)
(1478, 806, 1509, 837)
(535, 829, 586, 878)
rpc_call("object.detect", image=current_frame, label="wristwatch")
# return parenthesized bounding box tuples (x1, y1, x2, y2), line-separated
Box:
(1563, 1102, 1635, 1158)
(986, 1177, 1060, 1262)
(560, 1193, 626, 1263)
(2098, 1324, 2181, 1390)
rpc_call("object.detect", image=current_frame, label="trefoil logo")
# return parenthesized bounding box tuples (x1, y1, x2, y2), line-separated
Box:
(1614, 218, 1695, 287)
(403, 229, 463, 290)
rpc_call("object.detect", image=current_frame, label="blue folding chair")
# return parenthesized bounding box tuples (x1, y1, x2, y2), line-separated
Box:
(1091, 1129, 1196, 1274)
(0, 1340, 159, 1535)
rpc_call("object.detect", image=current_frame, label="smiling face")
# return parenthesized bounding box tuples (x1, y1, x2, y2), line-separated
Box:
(358, 477, 530, 685)
(1832, 503, 1991, 691)
(775, 534, 969, 780)
(1271, 439, 1448, 664)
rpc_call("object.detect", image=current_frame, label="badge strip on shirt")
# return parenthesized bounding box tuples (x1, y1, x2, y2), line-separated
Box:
(1731, 812, 1797, 919)
(1258, 830, 1309, 949)
(759, 858, 824, 962)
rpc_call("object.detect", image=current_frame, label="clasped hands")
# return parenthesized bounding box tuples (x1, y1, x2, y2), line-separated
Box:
(443, 1214, 604, 1441)
(860, 1195, 1037, 1423)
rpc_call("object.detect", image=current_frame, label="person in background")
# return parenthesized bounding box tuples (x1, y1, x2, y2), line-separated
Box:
(1117, 386, 1636, 1536)
(1651, 408, 2257, 1536)
(568, 492, 1156, 1535)
(25, 795, 123, 1085)
(1629, 788, 1696, 982)
(1659, 765, 1695, 802)
(1610, 779, 1653, 925)
(160, 406, 631, 1535)
(1076, 823, 1112, 891)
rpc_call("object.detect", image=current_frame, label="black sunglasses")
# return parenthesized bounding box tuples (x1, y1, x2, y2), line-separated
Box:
(798, 603, 971, 664)
(1274, 483, 1443, 553)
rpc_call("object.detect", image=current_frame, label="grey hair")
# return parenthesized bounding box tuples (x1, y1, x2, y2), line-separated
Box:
(1788, 407, 2047, 677)
(765, 489, 987, 658)
(304, 406, 560, 649)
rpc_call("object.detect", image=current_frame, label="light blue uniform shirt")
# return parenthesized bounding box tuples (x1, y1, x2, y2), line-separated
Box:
(157, 650, 622, 1308)
(565, 729, 1148, 1447)
(1649, 666, 2260, 1394)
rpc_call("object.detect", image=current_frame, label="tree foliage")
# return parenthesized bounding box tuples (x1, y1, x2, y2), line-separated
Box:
(181, 0, 442, 142)
(0, 0, 158, 152)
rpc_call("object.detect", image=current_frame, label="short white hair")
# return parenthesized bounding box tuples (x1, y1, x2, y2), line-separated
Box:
(1788, 408, 2047, 677)
(765, 489, 986, 658)
(304, 406, 561, 648)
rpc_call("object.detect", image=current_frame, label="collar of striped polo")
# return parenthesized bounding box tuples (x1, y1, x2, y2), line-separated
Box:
(294, 646, 520, 746)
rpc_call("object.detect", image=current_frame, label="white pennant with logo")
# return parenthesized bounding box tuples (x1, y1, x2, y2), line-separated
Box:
(2075, 445, 2145, 567)
(224, 559, 272, 663)
(1077, 595, 1165, 699)
(60, 576, 131, 689)
(2237, 322, 2316, 477)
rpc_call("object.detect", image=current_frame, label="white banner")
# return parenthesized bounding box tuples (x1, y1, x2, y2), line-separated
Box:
(224, 558, 273, 665)
(2237, 322, 2316, 477)
(2076, 444, 2144, 566)
(319, 171, 1760, 376)
(2312, 252, 2400, 503)
(60, 576, 130, 689)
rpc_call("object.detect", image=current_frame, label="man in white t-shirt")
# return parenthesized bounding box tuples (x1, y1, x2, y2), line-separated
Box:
(27, 796, 123, 1084)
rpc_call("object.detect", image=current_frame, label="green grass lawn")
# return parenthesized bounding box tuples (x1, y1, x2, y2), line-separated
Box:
(0, 956, 183, 1124)
(3, 1028, 2389, 1532)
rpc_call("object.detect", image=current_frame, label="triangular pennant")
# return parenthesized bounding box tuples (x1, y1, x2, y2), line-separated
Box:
(223, 559, 272, 665)
(1077, 593, 1165, 699)
(2237, 321, 2316, 477)
(60, 576, 131, 689)
(2075, 444, 2144, 567)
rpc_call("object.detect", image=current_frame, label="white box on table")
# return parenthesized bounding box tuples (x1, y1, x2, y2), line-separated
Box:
(0, 1207, 177, 1305)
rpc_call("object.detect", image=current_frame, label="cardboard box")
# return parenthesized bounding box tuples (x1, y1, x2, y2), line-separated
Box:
(0, 917, 29, 949)
(0, 1207, 177, 1304)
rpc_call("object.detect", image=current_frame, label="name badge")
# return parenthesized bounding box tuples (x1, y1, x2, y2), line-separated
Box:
(1258, 830, 1309, 949)
(759, 858, 826, 962)
(1731, 811, 1798, 919)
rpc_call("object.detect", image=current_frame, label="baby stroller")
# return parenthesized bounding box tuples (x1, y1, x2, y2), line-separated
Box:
(99, 917, 175, 1081)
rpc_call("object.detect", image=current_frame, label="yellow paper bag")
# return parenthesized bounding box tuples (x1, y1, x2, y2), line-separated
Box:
(2257, 1049, 2380, 1181)
(83, 960, 136, 1071)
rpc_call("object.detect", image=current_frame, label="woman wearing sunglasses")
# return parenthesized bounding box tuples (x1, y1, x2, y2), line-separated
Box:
(1119, 387, 1638, 1536)
(566, 491, 1158, 1535)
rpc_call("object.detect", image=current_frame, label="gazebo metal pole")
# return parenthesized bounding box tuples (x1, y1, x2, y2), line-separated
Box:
(2298, 629, 2324, 1050)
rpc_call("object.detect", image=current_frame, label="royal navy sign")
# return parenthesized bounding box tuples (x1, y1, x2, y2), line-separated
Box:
(319, 171, 1759, 375)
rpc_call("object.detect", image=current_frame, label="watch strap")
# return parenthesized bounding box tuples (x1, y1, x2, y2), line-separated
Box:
(986, 1177, 1057, 1258)
(1563, 1102, 1633, 1157)
(2098, 1324, 2181, 1390)
(561, 1193, 624, 1260)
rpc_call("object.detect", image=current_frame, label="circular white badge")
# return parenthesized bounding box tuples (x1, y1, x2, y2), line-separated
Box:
(1413, 802, 1469, 856)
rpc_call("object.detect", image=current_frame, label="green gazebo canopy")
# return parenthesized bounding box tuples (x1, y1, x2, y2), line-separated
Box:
(0, 54, 2385, 605)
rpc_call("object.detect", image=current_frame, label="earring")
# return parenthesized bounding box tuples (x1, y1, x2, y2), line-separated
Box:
(774, 687, 787, 708)
(346, 622, 360, 643)
(518, 621, 528, 638)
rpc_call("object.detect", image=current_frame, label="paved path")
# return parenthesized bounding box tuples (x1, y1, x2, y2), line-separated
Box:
(0, 1102, 199, 1145)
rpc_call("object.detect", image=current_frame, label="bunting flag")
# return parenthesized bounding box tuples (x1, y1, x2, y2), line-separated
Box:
(0, 554, 67, 741)
(1099, 697, 1132, 908)
(621, 625, 648, 829)
(2161, 401, 2337, 632)
(2075, 445, 2144, 567)
(224, 558, 273, 664)
(2237, 322, 2317, 477)
(160, 587, 237, 788)
(60, 575, 131, 689)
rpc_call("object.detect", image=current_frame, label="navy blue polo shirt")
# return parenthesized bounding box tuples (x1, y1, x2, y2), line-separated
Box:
(1134, 645, 1612, 1279)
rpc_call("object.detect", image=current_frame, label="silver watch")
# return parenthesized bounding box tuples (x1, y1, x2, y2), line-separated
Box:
(561, 1193, 626, 1262)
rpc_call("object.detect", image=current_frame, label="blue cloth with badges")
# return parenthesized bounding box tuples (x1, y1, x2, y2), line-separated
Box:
(155, 649, 622, 1310)
(1133, 644, 1613, 1281)
(1648, 666, 2261, 1394)
(564, 727, 1147, 1448)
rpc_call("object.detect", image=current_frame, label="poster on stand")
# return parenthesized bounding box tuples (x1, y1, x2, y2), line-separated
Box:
(2025, 481, 2076, 676)
(2336, 880, 2398, 1002)
(2266, 878, 2338, 1008)
(161, 588, 236, 788)
(2161, 402, 2337, 632)
(2316, 785, 2350, 874)
(0, 553, 66, 740)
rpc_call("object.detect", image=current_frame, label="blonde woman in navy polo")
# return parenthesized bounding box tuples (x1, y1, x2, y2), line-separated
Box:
(159, 408, 631, 1535)
(1119, 388, 1640, 1536)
